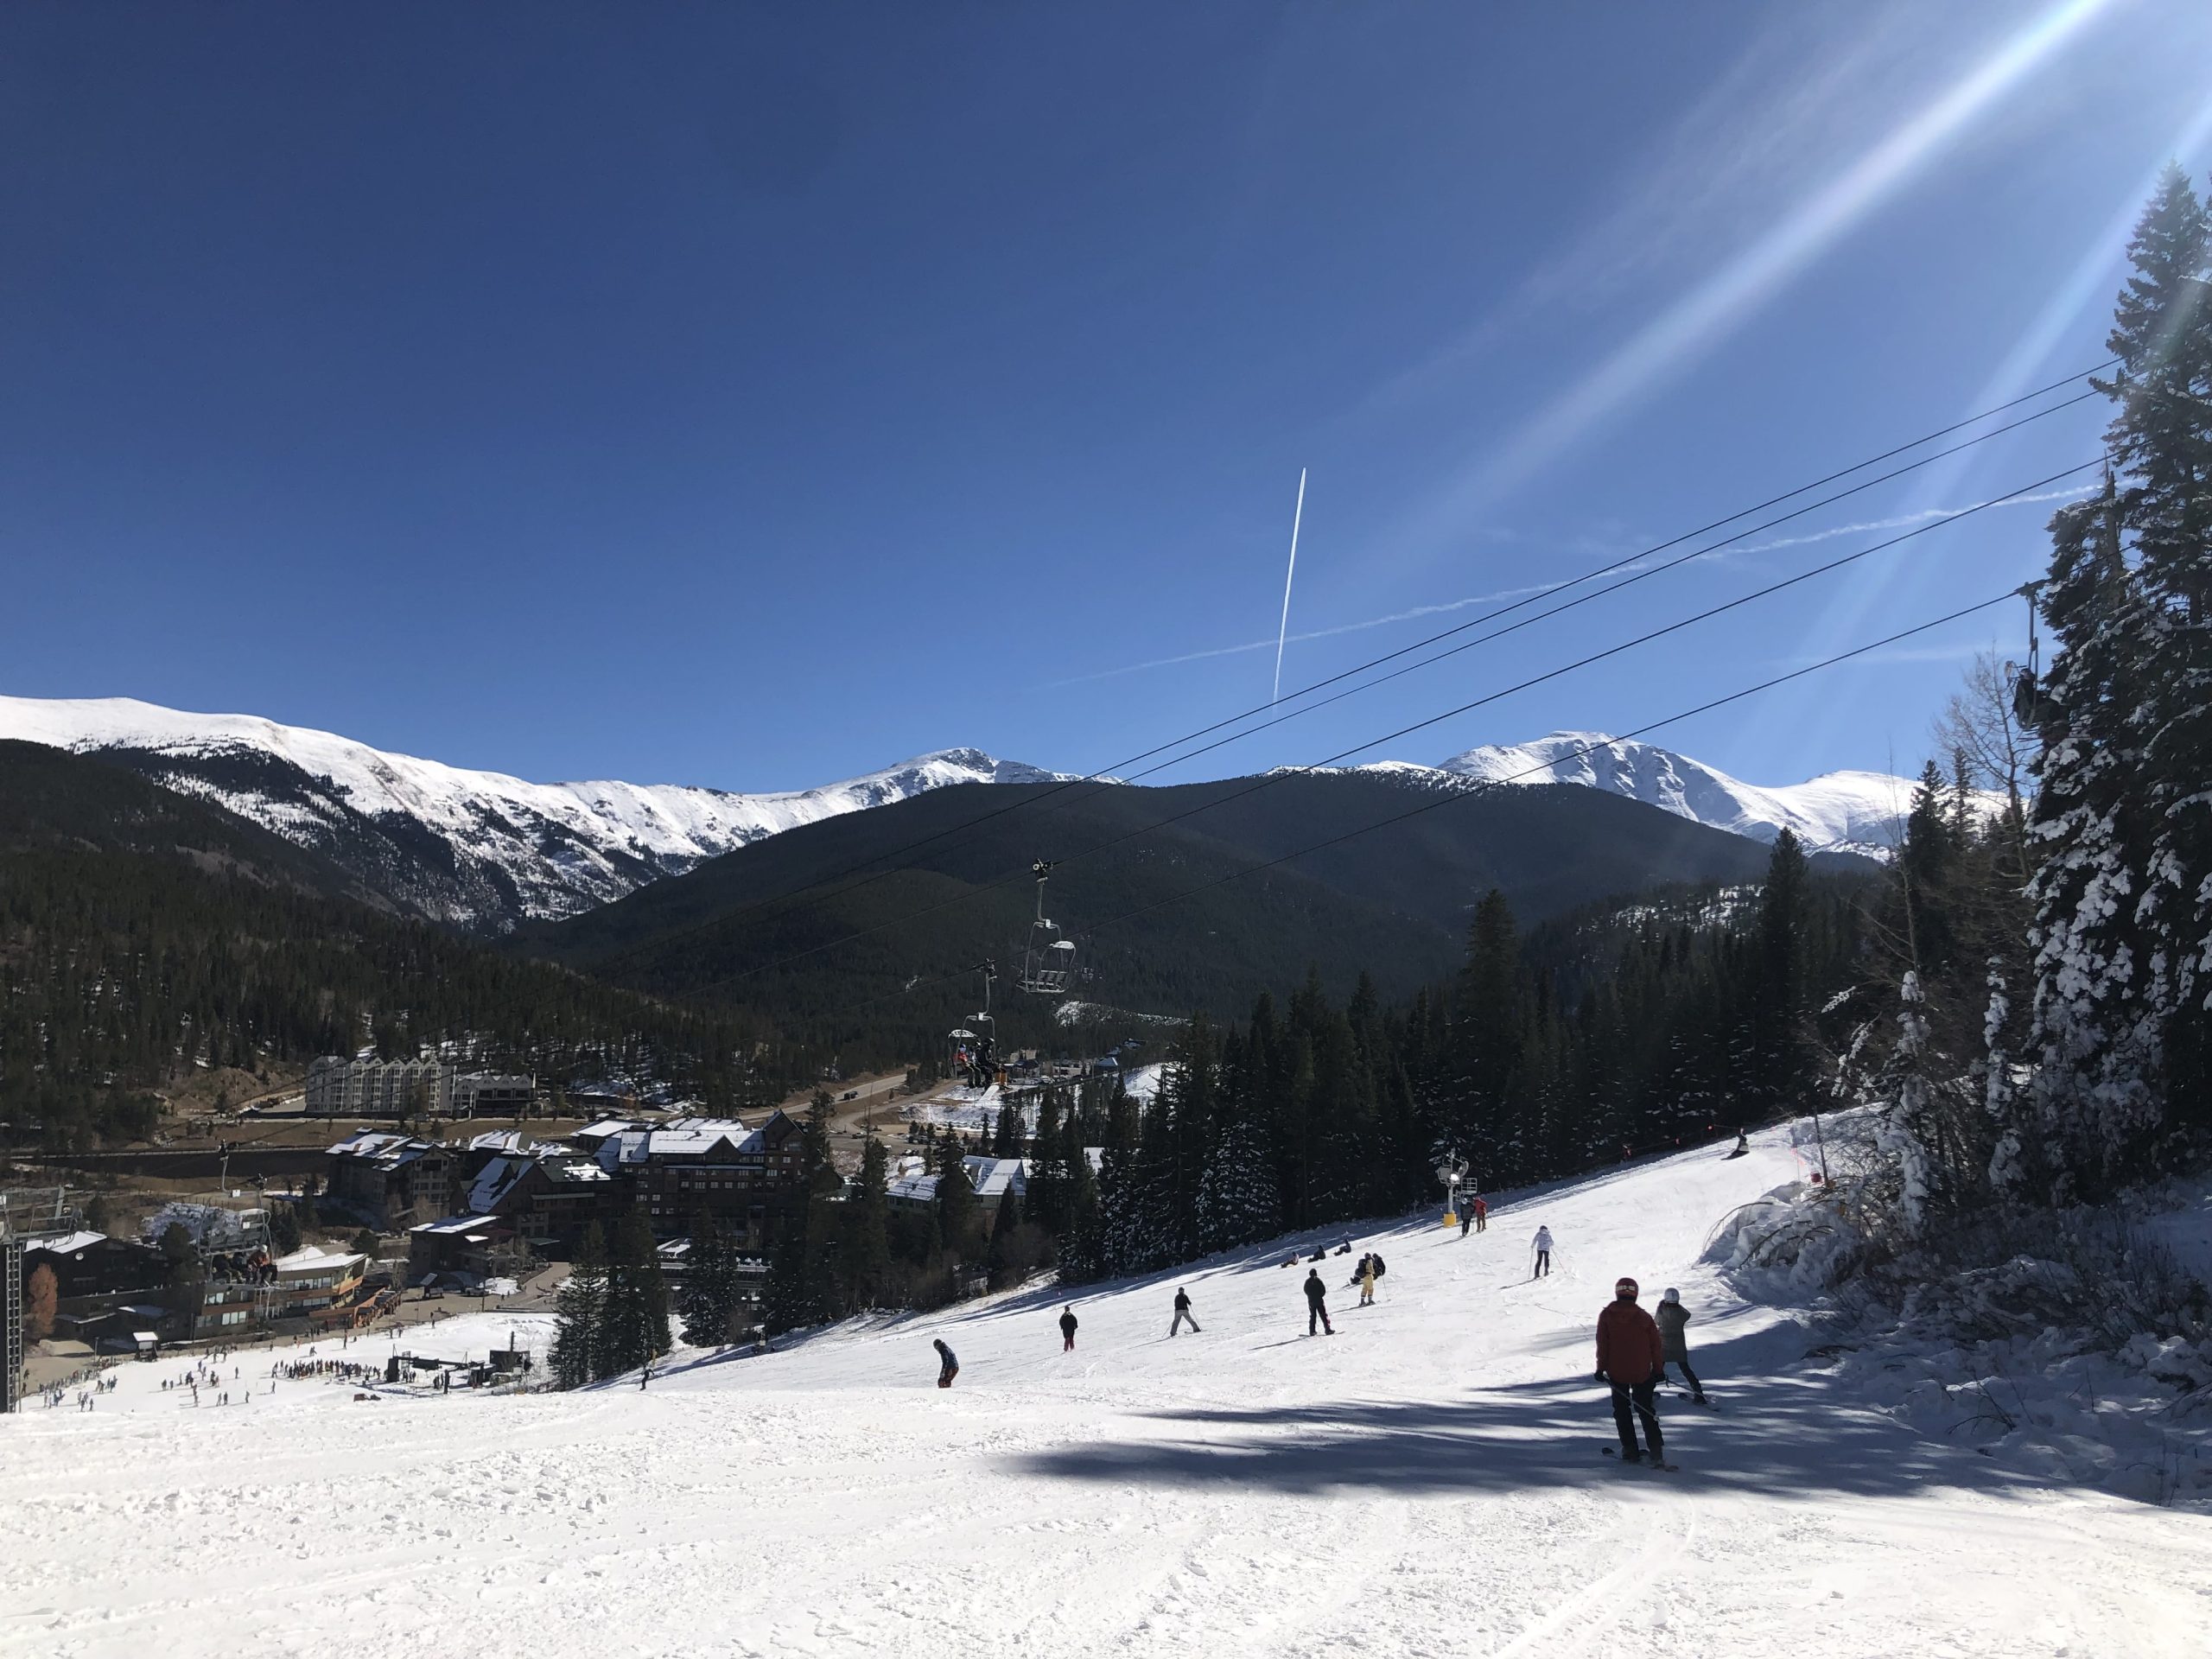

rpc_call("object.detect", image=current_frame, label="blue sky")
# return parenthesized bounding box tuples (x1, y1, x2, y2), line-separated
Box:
(5, 1, 2209, 792)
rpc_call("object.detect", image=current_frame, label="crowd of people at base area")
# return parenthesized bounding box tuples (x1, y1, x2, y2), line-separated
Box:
(43, 1373, 121, 1411)
(270, 1348, 376, 1387)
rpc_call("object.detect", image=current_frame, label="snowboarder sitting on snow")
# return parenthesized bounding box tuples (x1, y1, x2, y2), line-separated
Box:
(1304, 1268, 1333, 1336)
(1655, 1287, 1706, 1404)
(1531, 1225, 1554, 1278)
(1334, 1235, 1353, 1255)
(934, 1338, 959, 1389)
(1306, 1246, 1329, 1263)
(1170, 1287, 1199, 1336)
(1595, 1276, 1666, 1465)
(1059, 1306, 1078, 1352)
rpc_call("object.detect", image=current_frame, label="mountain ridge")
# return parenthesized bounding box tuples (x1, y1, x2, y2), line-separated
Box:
(0, 696, 1929, 934)
(0, 696, 1068, 931)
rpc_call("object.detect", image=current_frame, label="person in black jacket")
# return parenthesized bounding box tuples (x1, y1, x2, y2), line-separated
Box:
(1058, 1306, 1078, 1352)
(934, 1338, 958, 1388)
(1170, 1287, 1199, 1336)
(1304, 1269, 1333, 1336)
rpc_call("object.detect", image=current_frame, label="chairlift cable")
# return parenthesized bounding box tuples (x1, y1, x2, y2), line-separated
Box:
(664, 364, 2113, 944)
(714, 453, 2103, 993)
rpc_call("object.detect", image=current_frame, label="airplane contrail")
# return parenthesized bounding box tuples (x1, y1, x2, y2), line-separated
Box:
(1273, 468, 1306, 704)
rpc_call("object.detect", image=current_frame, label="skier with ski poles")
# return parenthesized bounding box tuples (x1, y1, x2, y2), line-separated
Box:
(1303, 1268, 1333, 1336)
(1655, 1287, 1707, 1404)
(1531, 1224, 1554, 1278)
(1595, 1276, 1669, 1466)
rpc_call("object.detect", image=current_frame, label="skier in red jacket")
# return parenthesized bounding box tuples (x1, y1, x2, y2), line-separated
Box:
(1594, 1276, 1667, 1465)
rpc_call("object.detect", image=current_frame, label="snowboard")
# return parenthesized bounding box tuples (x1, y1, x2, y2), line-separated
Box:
(1600, 1444, 1679, 1471)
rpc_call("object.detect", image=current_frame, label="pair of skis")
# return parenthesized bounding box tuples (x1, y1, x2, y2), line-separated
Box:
(1599, 1444, 1680, 1472)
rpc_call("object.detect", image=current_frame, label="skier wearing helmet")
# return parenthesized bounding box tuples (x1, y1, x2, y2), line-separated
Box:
(1594, 1276, 1667, 1465)
(1655, 1287, 1707, 1404)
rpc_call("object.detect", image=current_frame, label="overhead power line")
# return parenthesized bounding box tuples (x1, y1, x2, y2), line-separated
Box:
(647, 360, 2113, 953)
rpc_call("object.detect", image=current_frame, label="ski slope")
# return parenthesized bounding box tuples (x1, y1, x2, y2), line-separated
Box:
(4, 1129, 2205, 1658)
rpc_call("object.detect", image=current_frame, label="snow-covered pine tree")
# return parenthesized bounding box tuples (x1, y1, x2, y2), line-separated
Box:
(1196, 1047, 1278, 1254)
(1874, 973, 1946, 1236)
(2024, 476, 2160, 1191)
(2097, 164, 2212, 1138)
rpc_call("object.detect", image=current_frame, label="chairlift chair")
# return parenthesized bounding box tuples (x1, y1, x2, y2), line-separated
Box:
(1018, 861, 1077, 995)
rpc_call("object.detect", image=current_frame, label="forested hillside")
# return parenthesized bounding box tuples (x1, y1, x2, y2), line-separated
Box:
(517, 768, 1816, 1064)
(0, 743, 787, 1147)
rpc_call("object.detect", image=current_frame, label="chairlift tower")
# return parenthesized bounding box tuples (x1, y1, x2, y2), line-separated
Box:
(2, 1198, 22, 1414)
(1436, 1150, 1470, 1231)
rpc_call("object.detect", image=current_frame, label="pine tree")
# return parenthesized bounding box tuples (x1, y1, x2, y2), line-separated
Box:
(2025, 477, 2160, 1190)
(1873, 974, 1950, 1236)
(933, 1135, 980, 1262)
(985, 1186, 1022, 1289)
(678, 1211, 744, 1347)
(600, 1205, 669, 1374)
(551, 1223, 609, 1389)
(842, 1135, 893, 1309)
(1195, 1070, 1277, 1255)
(2099, 163, 2212, 1139)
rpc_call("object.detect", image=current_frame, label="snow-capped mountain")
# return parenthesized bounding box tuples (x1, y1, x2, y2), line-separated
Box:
(1432, 731, 1968, 858)
(0, 696, 1065, 931)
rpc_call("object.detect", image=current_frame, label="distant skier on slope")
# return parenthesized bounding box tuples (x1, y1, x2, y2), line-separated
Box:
(1170, 1287, 1199, 1335)
(1594, 1277, 1666, 1465)
(1531, 1225, 1554, 1278)
(1459, 1206, 1473, 1238)
(1726, 1128, 1750, 1160)
(1473, 1195, 1488, 1233)
(1655, 1287, 1707, 1404)
(1304, 1268, 1334, 1336)
(1059, 1306, 1078, 1352)
(1358, 1256, 1377, 1306)
(934, 1338, 959, 1389)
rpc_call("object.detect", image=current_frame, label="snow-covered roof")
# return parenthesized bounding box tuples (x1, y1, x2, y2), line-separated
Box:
(887, 1174, 938, 1205)
(467, 1129, 531, 1154)
(327, 1130, 442, 1168)
(410, 1213, 500, 1236)
(598, 1120, 761, 1168)
(466, 1155, 534, 1214)
(964, 1155, 1027, 1201)
(574, 1117, 642, 1141)
(272, 1247, 367, 1275)
(25, 1230, 107, 1255)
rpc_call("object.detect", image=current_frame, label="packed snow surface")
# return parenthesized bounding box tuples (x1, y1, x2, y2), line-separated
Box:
(1433, 731, 2002, 858)
(7, 1130, 2204, 1658)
